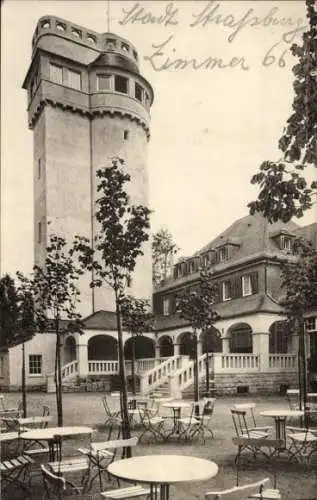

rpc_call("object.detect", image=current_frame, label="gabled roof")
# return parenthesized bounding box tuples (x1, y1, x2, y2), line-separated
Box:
(82, 310, 117, 330)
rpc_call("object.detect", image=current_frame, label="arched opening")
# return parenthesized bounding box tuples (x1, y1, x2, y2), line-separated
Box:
(269, 321, 290, 353)
(64, 336, 76, 364)
(179, 331, 196, 359)
(158, 336, 174, 358)
(124, 336, 155, 359)
(201, 326, 222, 353)
(88, 335, 118, 360)
(229, 323, 253, 353)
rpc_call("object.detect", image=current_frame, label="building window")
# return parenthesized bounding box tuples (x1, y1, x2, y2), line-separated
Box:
(67, 69, 81, 90)
(115, 75, 128, 94)
(97, 74, 111, 91)
(135, 82, 143, 102)
(121, 42, 129, 52)
(242, 275, 252, 297)
(280, 235, 292, 251)
(163, 298, 170, 316)
(222, 281, 231, 301)
(229, 324, 252, 353)
(29, 355, 42, 375)
(218, 246, 229, 262)
(269, 321, 289, 353)
(306, 318, 316, 331)
(50, 63, 63, 84)
(38, 221, 42, 243)
(123, 130, 129, 140)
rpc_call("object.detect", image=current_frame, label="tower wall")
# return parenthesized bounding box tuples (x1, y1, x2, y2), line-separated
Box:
(23, 16, 154, 318)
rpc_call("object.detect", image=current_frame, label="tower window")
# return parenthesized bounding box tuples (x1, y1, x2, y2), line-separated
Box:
(135, 83, 143, 102)
(38, 221, 42, 243)
(87, 34, 96, 45)
(50, 63, 63, 85)
(124, 130, 129, 140)
(115, 75, 128, 94)
(121, 42, 129, 52)
(38, 159, 41, 179)
(56, 22, 66, 32)
(41, 20, 50, 29)
(67, 69, 81, 90)
(71, 28, 82, 39)
(133, 50, 138, 61)
(97, 74, 111, 91)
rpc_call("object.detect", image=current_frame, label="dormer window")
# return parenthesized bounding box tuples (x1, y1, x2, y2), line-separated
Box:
(280, 235, 292, 251)
(218, 246, 229, 262)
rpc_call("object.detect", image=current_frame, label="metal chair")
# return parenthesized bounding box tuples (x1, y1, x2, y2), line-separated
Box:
(231, 409, 282, 464)
(205, 477, 281, 499)
(41, 464, 86, 499)
(232, 403, 272, 433)
(102, 396, 122, 438)
(138, 407, 166, 443)
(287, 426, 317, 463)
(78, 436, 138, 491)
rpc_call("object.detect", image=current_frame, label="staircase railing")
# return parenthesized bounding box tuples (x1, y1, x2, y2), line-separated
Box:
(61, 360, 79, 379)
(168, 353, 212, 398)
(139, 355, 189, 395)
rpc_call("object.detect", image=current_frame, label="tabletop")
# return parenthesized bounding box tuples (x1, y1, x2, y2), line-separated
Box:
(260, 410, 304, 418)
(108, 455, 218, 484)
(162, 401, 192, 409)
(0, 432, 19, 442)
(20, 425, 94, 441)
(3, 415, 52, 425)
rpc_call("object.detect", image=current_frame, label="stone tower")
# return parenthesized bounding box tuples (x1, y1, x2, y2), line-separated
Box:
(23, 16, 154, 317)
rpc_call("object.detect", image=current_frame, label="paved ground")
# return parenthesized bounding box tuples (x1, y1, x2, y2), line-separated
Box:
(1, 392, 317, 499)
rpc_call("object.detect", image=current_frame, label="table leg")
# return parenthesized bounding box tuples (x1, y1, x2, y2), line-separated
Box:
(160, 483, 169, 500)
(275, 417, 286, 444)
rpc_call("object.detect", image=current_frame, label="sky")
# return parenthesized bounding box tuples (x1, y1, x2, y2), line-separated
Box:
(1, 0, 316, 275)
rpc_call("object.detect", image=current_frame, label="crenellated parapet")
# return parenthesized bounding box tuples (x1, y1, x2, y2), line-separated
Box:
(32, 16, 140, 71)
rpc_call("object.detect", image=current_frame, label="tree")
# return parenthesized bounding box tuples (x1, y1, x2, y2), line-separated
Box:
(121, 295, 153, 396)
(248, 0, 317, 223)
(152, 228, 179, 285)
(0, 274, 36, 417)
(74, 158, 151, 444)
(31, 234, 83, 426)
(279, 237, 317, 424)
(176, 268, 219, 412)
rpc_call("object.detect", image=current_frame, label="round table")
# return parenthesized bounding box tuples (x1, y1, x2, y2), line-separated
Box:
(107, 455, 218, 499)
(161, 401, 193, 438)
(260, 410, 304, 442)
(20, 426, 94, 461)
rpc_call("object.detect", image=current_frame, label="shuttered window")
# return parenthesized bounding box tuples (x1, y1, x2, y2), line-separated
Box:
(222, 281, 232, 301)
(50, 63, 63, 84)
(67, 69, 81, 90)
(242, 275, 252, 296)
(163, 298, 170, 316)
(217, 271, 258, 302)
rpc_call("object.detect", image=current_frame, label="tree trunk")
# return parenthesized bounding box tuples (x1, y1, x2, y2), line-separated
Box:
(21, 341, 27, 418)
(205, 349, 210, 394)
(131, 334, 136, 396)
(115, 290, 131, 450)
(55, 319, 63, 427)
(298, 315, 308, 427)
(193, 329, 199, 416)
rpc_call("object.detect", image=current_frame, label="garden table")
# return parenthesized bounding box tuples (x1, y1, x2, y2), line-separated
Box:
(20, 426, 94, 461)
(161, 401, 193, 440)
(107, 454, 218, 499)
(260, 410, 304, 444)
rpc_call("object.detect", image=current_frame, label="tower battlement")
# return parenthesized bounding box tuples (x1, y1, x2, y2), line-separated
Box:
(32, 16, 140, 70)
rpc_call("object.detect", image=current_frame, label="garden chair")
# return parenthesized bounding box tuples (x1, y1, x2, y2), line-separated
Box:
(179, 398, 215, 443)
(231, 409, 283, 464)
(205, 477, 281, 499)
(286, 389, 300, 411)
(78, 435, 138, 491)
(23, 405, 52, 459)
(138, 407, 166, 443)
(102, 396, 122, 438)
(100, 484, 154, 499)
(287, 426, 317, 463)
(41, 464, 88, 499)
(1, 454, 34, 499)
(232, 403, 272, 434)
